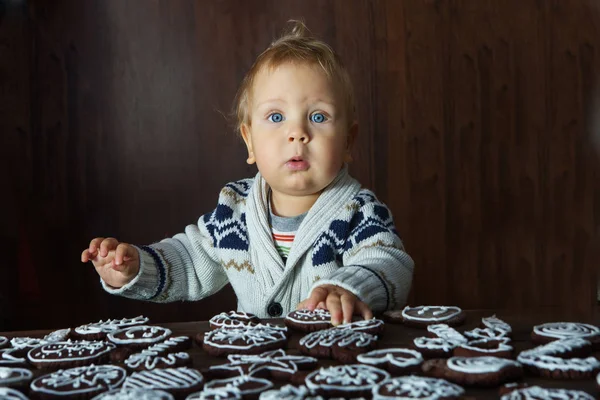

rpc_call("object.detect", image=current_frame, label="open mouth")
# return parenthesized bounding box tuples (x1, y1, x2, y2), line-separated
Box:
(286, 156, 309, 171)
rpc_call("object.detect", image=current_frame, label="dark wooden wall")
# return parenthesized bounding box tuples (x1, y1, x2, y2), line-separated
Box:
(1, 0, 599, 331)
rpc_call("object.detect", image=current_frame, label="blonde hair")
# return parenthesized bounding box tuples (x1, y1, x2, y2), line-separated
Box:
(232, 20, 356, 135)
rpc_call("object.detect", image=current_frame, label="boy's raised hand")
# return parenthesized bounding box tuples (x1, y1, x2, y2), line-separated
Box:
(297, 284, 373, 326)
(81, 237, 140, 289)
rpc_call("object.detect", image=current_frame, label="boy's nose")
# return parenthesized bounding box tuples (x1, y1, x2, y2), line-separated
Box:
(288, 126, 310, 143)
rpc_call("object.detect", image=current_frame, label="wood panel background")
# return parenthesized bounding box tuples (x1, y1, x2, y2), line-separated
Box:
(1, 0, 599, 330)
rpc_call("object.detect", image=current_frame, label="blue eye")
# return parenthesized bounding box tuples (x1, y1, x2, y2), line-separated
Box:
(268, 113, 284, 123)
(310, 113, 327, 123)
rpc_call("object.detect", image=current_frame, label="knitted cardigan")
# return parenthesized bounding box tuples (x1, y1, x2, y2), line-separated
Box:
(102, 167, 414, 318)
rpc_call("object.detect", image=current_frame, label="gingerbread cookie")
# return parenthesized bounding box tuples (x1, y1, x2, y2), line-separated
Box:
(209, 312, 261, 330)
(0, 366, 33, 389)
(202, 325, 287, 356)
(0, 348, 27, 367)
(453, 338, 513, 359)
(204, 376, 273, 400)
(284, 310, 332, 333)
(400, 306, 466, 328)
(72, 316, 150, 340)
(92, 388, 175, 400)
(30, 364, 127, 399)
(371, 375, 465, 399)
(499, 385, 595, 399)
(259, 385, 324, 400)
(517, 337, 600, 379)
(422, 356, 523, 387)
(28, 340, 116, 369)
(186, 387, 243, 399)
(338, 319, 385, 336)
(125, 351, 191, 371)
(305, 364, 390, 399)
(9, 337, 48, 357)
(531, 322, 600, 344)
(123, 367, 204, 398)
(298, 327, 377, 363)
(482, 315, 512, 334)
(0, 388, 29, 400)
(357, 348, 423, 375)
(43, 329, 72, 343)
(107, 326, 172, 350)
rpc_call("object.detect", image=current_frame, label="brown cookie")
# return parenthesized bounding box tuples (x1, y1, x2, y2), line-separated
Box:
(107, 325, 172, 350)
(71, 316, 150, 341)
(453, 338, 513, 359)
(399, 306, 466, 328)
(422, 356, 523, 387)
(0, 366, 33, 390)
(298, 327, 377, 362)
(209, 311, 261, 330)
(356, 348, 423, 375)
(284, 309, 332, 333)
(124, 351, 191, 371)
(202, 325, 288, 357)
(338, 318, 385, 336)
(371, 375, 465, 399)
(305, 364, 389, 398)
(27, 340, 116, 370)
(499, 386, 595, 399)
(204, 375, 273, 400)
(123, 367, 204, 399)
(531, 322, 600, 345)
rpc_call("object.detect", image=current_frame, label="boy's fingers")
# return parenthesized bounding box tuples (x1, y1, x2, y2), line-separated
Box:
(316, 301, 326, 309)
(115, 244, 135, 266)
(354, 301, 374, 320)
(81, 249, 90, 263)
(340, 293, 355, 324)
(326, 294, 343, 326)
(89, 237, 104, 254)
(304, 287, 328, 310)
(100, 238, 119, 257)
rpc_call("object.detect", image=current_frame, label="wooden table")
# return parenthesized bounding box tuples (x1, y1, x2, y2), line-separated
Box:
(2, 309, 599, 399)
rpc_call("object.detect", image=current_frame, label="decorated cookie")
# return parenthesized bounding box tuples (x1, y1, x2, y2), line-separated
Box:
(202, 325, 287, 356)
(43, 329, 72, 343)
(400, 306, 466, 328)
(371, 375, 465, 399)
(30, 364, 127, 399)
(28, 340, 116, 369)
(284, 310, 332, 333)
(205, 349, 317, 382)
(305, 364, 390, 399)
(453, 338, 513, 359)
(499, 385, 595, 399)
(0, 388, 29, 400)
(531, 322, 600, 344)
(91, 388, 175, 400)
(259, 385, 324, 400)
(107, 326, 172, 350)
(123, 367, 204, 398)
(0, 348, 28, 367)
(298, 327, 377, 363)
(482, 315, 512, 334)
(125, 351, 191, 371)
(464, 326, 510, 341)
(422, 356, 523, 387)
(337, 319, 385, 336)
(0, 336, 8, 350)
(146, 336, 192, 355)
(517, 337, 600, 379)
(0, 366, 33, 389)
(186, 387, 242, 399)
(204, 375, 273, 400)
(357, 348, 423, 375)
(412, 337, 462, 359)
(73, 316, 150, 340)
(209, 312, 261, 330)
(9, 337, 48, 357)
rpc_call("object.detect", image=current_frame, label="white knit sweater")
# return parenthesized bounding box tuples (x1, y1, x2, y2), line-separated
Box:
(102, 167, 414, 318)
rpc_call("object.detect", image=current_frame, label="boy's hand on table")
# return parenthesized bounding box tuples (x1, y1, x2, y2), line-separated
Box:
(297, 284, 373, 326)
(81, 237, 140, 289)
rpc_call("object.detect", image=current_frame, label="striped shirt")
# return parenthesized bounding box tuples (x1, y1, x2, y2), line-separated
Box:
(268, 195, 307, 263)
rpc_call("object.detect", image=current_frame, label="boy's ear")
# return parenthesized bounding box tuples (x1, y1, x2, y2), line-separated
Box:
(240, 123, 256, 164)
(344, 122, 358, 163)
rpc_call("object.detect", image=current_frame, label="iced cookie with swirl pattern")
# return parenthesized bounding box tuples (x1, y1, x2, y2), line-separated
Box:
(298, 327, 377, 363)
(499, 385, 595, 400)
(204, 375, 273, 400)
(27, 340, 116, 370)
(0, 387, 29, 400)
(209, 311, 261, 331)
(202, 325, 287, 357)
(453, 338, 513, 359)
(284, 309, 332, 333)
(422, 356, 523, 387)
(531, 322, 600, 345)
(305, 364, 390, 399)
(30, 364, 127, 400)
(123, 367, 204, 399)
(356, 348, 423, 375)
(517, 337, 600, 379)
(371, 375, 465, 399)
(0, 366, 33, 390)
(91, 388, 175, 400)
(399, 306, 466, 328)
(72, 316, 150, 341)
(107, 326, 172, 350)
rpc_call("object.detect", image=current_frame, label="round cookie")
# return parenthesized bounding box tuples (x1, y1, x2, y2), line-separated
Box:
(422, 356, 523, 387)
(357, 348, 423, 375)
(499, 385, 595, 399)
(91, 388, 175, 400)
(305, 364, 390, 399)
(400, 306, 466, 328)
(0, 388, 29, 400)
(72, 316, 150, 341)
(202, 325, 287, 356)
(338, 319, 385, 336)
(30, 364, 127, 399)
(531, 322, 600, 344)
(123, 367, 204, 399)
(125, 351, 191, 371)
(107, 325, 172, 350)
(453, 338, 513, 359)
(209, 311, 261, 330)
(27, 340, 116, 369)
(371, 375, 465, 399)
(284, 309, 332, 333)
(298, 327, 377, 363)
(204, 375, 273, 400)
(0, 366, 33, 390)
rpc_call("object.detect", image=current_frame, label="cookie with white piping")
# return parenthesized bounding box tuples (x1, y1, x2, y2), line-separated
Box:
(356, 348, 423, 375)
(209, 311, 261, 330)
(298, 327, 377, 363)
(204, 375, 273, 400)
(0, 366, 33, 390)
(202, 325, 288, 357)
(284, 309, 332, 333)
(371, 375, 465, 399)
(0, 388, 29, 400)
(0, 348, 28, 368)
(107, 325, 172, 350)
(337, 319, 385, 336)
(413, 325, 467, 358)
(72, 316, 150, 341)
(305, 364, 389, 399)
(123, 367, 204, 399)
(186, 387, 242, 399)
(453, 338, 513, 359)
(531, 322, 600, 345)
(422, 356, 523, 387)
(27, 340, 116, 370)
(91, 388, 175, 400)
(398, 306, 466, 328)
(499, 385, 595, 400)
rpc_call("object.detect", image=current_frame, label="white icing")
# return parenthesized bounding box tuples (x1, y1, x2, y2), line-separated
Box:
(482, 315, 512, 333)
(458, 338, 513, 354)
(299, 328, 377, 349)
(401, 306, 462, 322)
(10, 337, 48, 349)
(533, 322, 599, 339)
(44, 328, 71, 342)
(285, 309, 332, 324)
(413, 337, 462, 352)
(205, 375, 273, 396)
(108, 326, 171, 345)
(0, 367, 32, 385)
(0, 336, 7, 348)
(517, 337, 600, 372)
(123, 367, 204, 390)
(211, 349, 317, 376)
(446, 356, 520, 373)
(92, 388, 175, 400)
(30, 364, 127, 396)
(259, 385, 325, 400)
(186, 387, 243, 399)
(464, 327, 510, 340)
(210, 311, 259, 329)
(305, 364, 390, 393)
(0, 348, 26, 365)
(143, 336, 189, 355)
(371, 375, 465, 399)
(0, 387, 29, 400)
(336, 319, 384, 332)
(125, 351, 189, 370)
(427, 324, 468, 343)
(75, 316, 149, 335)
(27, 340, 115, 363)
(356, 348, 423, 368)
(204, 325, 287, 350)
(499, 385, 595, 400)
